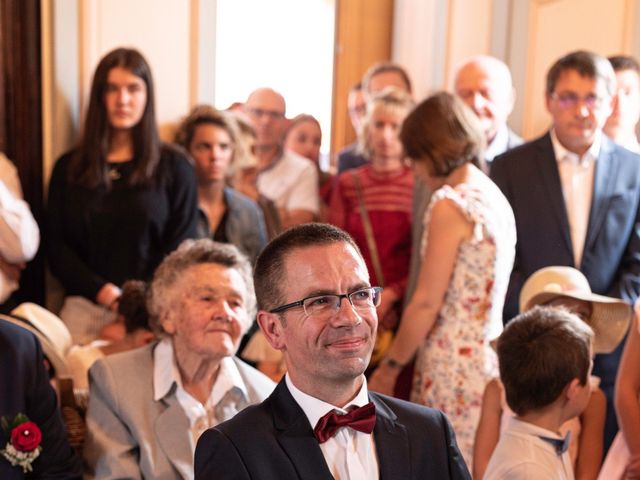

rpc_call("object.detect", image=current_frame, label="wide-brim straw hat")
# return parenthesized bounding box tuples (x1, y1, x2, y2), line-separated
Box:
(519, 266, 631, 353)
(2, 302, 72, 377)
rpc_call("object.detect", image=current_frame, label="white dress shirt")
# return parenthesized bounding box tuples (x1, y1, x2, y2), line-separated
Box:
(154, 338, 249, 457)
(286, 374, 379, 480)
(257, 150, 319, 214)
(0, 153, 39, 302)
(484, 416, 574, 479)
(486, 124, 511, 163)
(551, 129, 600, 267)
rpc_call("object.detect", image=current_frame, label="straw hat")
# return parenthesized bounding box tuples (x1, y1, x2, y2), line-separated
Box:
(2, 302, 73, 377)
(519, 266, 631, 353)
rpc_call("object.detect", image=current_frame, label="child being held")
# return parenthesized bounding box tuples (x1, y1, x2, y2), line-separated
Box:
(483, 305, 594, 479)
(475, 266, 630, 480)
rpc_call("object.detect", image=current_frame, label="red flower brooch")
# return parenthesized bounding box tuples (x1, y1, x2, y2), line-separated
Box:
(1, 413, 42, 473)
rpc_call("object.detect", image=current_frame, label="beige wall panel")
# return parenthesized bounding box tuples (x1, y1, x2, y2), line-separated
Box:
(332, 0, 394, 156)
(444, 0, 493, 88)
(522, 0, 634, 138)
(79, 0, 193, 141)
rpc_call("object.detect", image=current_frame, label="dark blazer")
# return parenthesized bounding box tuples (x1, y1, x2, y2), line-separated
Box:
(194, 380, 470, 479)
(0, 319, 82, 479)
(337, 143, 368, 174)
(490, 132, 640, 448)
(490, 132, 640, 322)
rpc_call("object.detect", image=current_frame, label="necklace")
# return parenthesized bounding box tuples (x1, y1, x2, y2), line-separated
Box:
(108, 165, 122, 180)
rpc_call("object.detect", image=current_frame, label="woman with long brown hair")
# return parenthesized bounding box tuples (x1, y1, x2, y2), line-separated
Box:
(47, 47, 198, 344)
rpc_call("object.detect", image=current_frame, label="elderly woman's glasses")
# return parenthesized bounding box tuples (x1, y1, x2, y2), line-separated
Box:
(269, 287, 383, 318)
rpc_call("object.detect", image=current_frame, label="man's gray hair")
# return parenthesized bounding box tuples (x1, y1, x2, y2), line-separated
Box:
(147, 238, 256, 333)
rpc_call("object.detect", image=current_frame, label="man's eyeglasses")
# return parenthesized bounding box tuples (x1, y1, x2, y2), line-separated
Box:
(269, 287, 383, 318)
(550, 92, 606, 110)
(245, 107, 285, 120)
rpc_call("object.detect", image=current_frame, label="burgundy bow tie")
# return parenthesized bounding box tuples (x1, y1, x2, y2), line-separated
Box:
(313, 402, 376, 444)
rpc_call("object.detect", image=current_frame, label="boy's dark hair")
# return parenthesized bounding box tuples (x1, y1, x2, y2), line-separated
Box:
(498, 306, 593, 416)
(118, 280, 151, 334)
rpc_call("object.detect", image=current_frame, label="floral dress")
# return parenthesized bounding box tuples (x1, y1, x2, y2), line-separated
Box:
(411, 181, 516, 466)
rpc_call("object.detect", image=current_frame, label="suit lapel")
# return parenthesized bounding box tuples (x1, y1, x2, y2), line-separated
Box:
(583, 137, 618, 262)
(370, 393, 411, 480)
(155, 392, 193, 480)
(537, 134, 574, 257)
(271, 381, 334, 480)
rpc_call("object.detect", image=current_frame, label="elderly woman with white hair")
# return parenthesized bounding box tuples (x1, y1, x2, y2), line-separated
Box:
(84, 239, 275, 480)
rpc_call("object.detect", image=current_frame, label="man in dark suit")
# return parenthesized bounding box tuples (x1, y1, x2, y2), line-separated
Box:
(490, 50, 640, 451)
(0, 319, 82, 479)
(195, 223, 469, 479)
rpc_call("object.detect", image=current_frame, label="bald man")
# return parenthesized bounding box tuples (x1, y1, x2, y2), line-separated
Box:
(244, 88, 319, 228)
(454, 55, 523, 166)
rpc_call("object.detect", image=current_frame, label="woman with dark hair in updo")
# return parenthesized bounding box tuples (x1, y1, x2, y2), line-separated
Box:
(47, 47, 198, 344)
(369, 92, 516, 466)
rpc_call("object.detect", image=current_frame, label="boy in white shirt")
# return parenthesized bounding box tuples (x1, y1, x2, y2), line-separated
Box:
(484, 306, 594, 479)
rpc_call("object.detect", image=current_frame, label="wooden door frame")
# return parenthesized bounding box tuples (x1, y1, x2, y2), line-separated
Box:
(0, 0, 44, 304)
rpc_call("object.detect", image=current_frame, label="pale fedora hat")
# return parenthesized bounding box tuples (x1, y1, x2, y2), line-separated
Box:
(519, 266, 631, 353)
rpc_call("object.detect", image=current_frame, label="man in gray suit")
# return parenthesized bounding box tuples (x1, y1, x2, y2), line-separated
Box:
(84, 239, 275, 479)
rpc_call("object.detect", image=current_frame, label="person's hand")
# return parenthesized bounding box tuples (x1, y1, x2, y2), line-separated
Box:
(368, 364, 399, 396)
(625, 454, 640, 479)
(0, 254, 25, 283)
(96, 283, 122, 311)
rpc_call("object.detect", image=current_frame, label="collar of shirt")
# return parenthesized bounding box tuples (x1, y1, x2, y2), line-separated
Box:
(486, 124, 510, 162)
(152, 337, 248, 405)
(285, 373, 370, 430)
(506, 416, 566, 448)
(551, 128, 601, 166)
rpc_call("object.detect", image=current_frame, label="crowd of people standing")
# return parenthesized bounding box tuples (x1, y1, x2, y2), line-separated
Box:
(2, 44, 640, 479)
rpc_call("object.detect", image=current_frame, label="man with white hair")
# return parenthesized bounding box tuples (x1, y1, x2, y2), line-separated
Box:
(454, 55, 523, 167)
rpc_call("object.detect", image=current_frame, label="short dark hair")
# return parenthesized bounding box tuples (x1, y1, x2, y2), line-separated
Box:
(362, 62, 412, 94)
(253, 223, 362, 312)
(497, 306, 593, 416)
(70, 47, 160, 188)
(118, 280, 151, 334)
(609, 54, 640, 73)
(400, 91, 485, 176)
(148, 239, 255, 333)
(546, 50, 616, 96)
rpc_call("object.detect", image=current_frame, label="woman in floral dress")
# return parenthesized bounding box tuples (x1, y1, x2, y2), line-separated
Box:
(369, 92, 516, 466)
